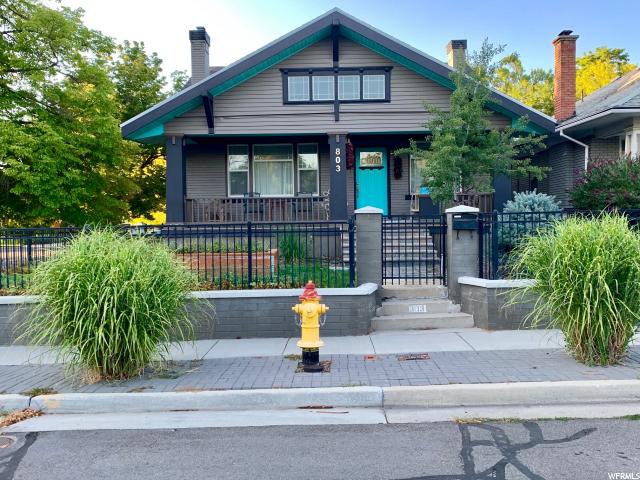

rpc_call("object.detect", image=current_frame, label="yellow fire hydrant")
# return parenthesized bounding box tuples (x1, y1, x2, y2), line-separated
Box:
(292, 280, 328, 372)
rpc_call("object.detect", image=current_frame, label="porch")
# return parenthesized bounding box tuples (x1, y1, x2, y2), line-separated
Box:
(167, 134, 502, 224)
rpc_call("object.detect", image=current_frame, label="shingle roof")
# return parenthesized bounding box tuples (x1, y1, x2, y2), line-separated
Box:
(561, 68, 640, 125)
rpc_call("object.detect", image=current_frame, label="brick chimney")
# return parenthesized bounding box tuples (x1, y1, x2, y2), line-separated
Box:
(189, 26, 210, 85)
(553, 30, 578, 121)
(446, 39, 467, 69)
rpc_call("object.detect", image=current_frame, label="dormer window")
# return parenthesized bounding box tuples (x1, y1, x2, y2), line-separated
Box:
(282, 67, 391, 104)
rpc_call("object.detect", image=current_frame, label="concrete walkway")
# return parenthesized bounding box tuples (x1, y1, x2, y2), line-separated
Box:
(0, 328, 569, 365)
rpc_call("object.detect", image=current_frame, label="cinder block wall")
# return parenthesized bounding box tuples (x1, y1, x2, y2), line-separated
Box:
(0, 287, 378, 345)
(460, 282, 550, 330)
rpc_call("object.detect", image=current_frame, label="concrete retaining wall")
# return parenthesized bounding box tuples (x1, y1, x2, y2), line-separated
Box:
(458, 277, 550, 330)
(0, 284, 378, 345)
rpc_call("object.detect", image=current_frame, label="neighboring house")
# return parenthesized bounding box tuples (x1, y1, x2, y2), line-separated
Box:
(516, 32, 640, 207)
(121, 8, 554, 222)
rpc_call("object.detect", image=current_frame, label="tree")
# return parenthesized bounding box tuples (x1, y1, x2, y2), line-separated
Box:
(0, 0, 183, 225)
(112, 41, 168, 221)
(397, 41, 547, 204)
(0, 0, 137, 225)
(576, 47, 637, 99)
(494, 53, 554, 116)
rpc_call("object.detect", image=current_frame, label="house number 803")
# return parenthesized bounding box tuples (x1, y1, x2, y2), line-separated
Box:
(335, 147, 341, 172)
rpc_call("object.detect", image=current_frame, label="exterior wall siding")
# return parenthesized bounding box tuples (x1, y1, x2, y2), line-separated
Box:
(165, 38, 511, 136)
(185, 147, 227, 198)
(389, 153, 410, 215)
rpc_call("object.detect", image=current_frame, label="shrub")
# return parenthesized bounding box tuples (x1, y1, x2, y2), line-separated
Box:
(278, 234, 307, 262)
(21, 229, 200, 379)
(511, 213, 640, 365)
(570, 156, 640, 210)
(499, 190, 561, 249)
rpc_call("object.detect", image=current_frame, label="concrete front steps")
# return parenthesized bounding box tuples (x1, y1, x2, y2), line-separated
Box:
(373, 285, 474, 331)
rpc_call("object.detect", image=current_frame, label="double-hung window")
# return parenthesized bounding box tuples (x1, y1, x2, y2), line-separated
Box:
(297, 144, 319, 195)
(228, 145, 249, 196)
(253, 144, 294, 196)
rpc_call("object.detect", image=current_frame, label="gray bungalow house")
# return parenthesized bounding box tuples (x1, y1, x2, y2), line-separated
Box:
(120, 8, 557, 222)
(513, 32, 640, 206)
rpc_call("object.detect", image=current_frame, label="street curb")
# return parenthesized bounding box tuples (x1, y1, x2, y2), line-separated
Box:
(382, 380, 640, 408)
(0, 394, 31, 412)
(21, 380, 640, 415)
(30, 387, 383, 414)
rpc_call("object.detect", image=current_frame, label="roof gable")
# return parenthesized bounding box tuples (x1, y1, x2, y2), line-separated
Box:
(121, 8, 556, 141)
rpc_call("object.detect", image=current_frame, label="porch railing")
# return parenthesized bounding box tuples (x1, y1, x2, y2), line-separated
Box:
(454, 192, 493, 213)
(185, 195, 330, 223)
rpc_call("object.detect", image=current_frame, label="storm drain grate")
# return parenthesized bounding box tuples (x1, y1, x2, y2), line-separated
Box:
(397, 353, 431, 361)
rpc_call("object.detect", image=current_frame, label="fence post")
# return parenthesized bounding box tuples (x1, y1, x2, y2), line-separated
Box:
(348, 216, 356, 288)
(354, 207, 383, 289)
(491, 210, 499, 279)
(446, 205, 480, 304)
(247, 221, 253, 289)
(477, 214, 484, 279)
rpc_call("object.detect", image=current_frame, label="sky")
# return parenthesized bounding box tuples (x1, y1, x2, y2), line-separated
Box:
(60, 0, 640, 78)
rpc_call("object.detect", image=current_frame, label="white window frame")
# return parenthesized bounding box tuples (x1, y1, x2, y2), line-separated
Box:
(312, 76, 334, 101)
(409, 154, 427, 194)
(227, 144, 249, 197)
(338, 75, 360, 100)
(252, 144, 295, 197)
(362, 74, 385, 100)
(297, 143, 320, 195)
(287, 76, 309, 102)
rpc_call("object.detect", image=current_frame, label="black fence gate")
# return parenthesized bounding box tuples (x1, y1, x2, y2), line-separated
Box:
(382, 215, 447, 285)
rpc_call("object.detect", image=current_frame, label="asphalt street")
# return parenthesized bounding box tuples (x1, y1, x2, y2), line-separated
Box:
(1, 418, 639, 479)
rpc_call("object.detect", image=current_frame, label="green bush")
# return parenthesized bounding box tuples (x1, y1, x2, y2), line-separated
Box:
(499, 190, 561, 249)
(21, 229, 200, 379)
(570, 156, 640, 210)
(511, 213, 640, 365)
(278, 234, 307, 262)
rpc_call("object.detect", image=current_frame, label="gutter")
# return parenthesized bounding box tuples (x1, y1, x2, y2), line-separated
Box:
(559, 129, 589, 171)
(557, 107, 640, 130)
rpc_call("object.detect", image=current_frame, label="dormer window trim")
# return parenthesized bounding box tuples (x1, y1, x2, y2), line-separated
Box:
(281, 66, 392, 105)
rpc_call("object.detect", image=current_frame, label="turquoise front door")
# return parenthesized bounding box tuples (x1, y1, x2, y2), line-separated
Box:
(356, 148, 388, 214)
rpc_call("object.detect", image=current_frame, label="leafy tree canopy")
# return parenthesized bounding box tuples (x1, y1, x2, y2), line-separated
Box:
(576, 46, 637, 99)
(494, 53, 554, 116)
(397, 41, 547, 204)
(0, 0, 183, 226)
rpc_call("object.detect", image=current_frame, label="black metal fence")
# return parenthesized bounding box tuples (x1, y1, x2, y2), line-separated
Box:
(0, 220, 356, 291)
(382, 215, 447, 285)
(478, 209, 640, 279)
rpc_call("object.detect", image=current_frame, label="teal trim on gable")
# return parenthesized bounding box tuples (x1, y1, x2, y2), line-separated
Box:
(210, 27, 332, 96)
(340, 27, 455, 90)
(126, 97, 201, 143)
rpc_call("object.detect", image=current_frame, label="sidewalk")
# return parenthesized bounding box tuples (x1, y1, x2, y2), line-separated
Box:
(0, 329, 639, 395)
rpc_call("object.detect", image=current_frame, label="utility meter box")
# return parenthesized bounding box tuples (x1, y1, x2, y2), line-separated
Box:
(452, 212, 478, 230)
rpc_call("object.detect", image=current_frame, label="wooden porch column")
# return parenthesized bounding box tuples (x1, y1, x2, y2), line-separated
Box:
(165, 135, 185, 223)
(327, 132, 348, 220)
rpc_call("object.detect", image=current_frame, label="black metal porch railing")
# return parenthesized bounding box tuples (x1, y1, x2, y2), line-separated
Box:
(0, 220, 355, 291)
(478, 209, 640, 279)
(185, 195, 330, 223)
(382, 215, 447, 285)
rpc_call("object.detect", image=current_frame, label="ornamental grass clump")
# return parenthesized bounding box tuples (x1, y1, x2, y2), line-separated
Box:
(511, 213, 640, 365)
(21, 229, 199, 379)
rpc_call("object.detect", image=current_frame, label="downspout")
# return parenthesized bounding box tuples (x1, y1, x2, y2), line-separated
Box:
(559, 129, 589, 171)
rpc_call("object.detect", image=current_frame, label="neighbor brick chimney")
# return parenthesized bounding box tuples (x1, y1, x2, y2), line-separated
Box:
(553, 30, 578, 121)
(189, 26, 210, 85)
(446, 39, 467, 69)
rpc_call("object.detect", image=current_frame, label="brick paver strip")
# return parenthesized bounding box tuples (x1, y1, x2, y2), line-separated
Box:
(1, 347, 639, 394)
